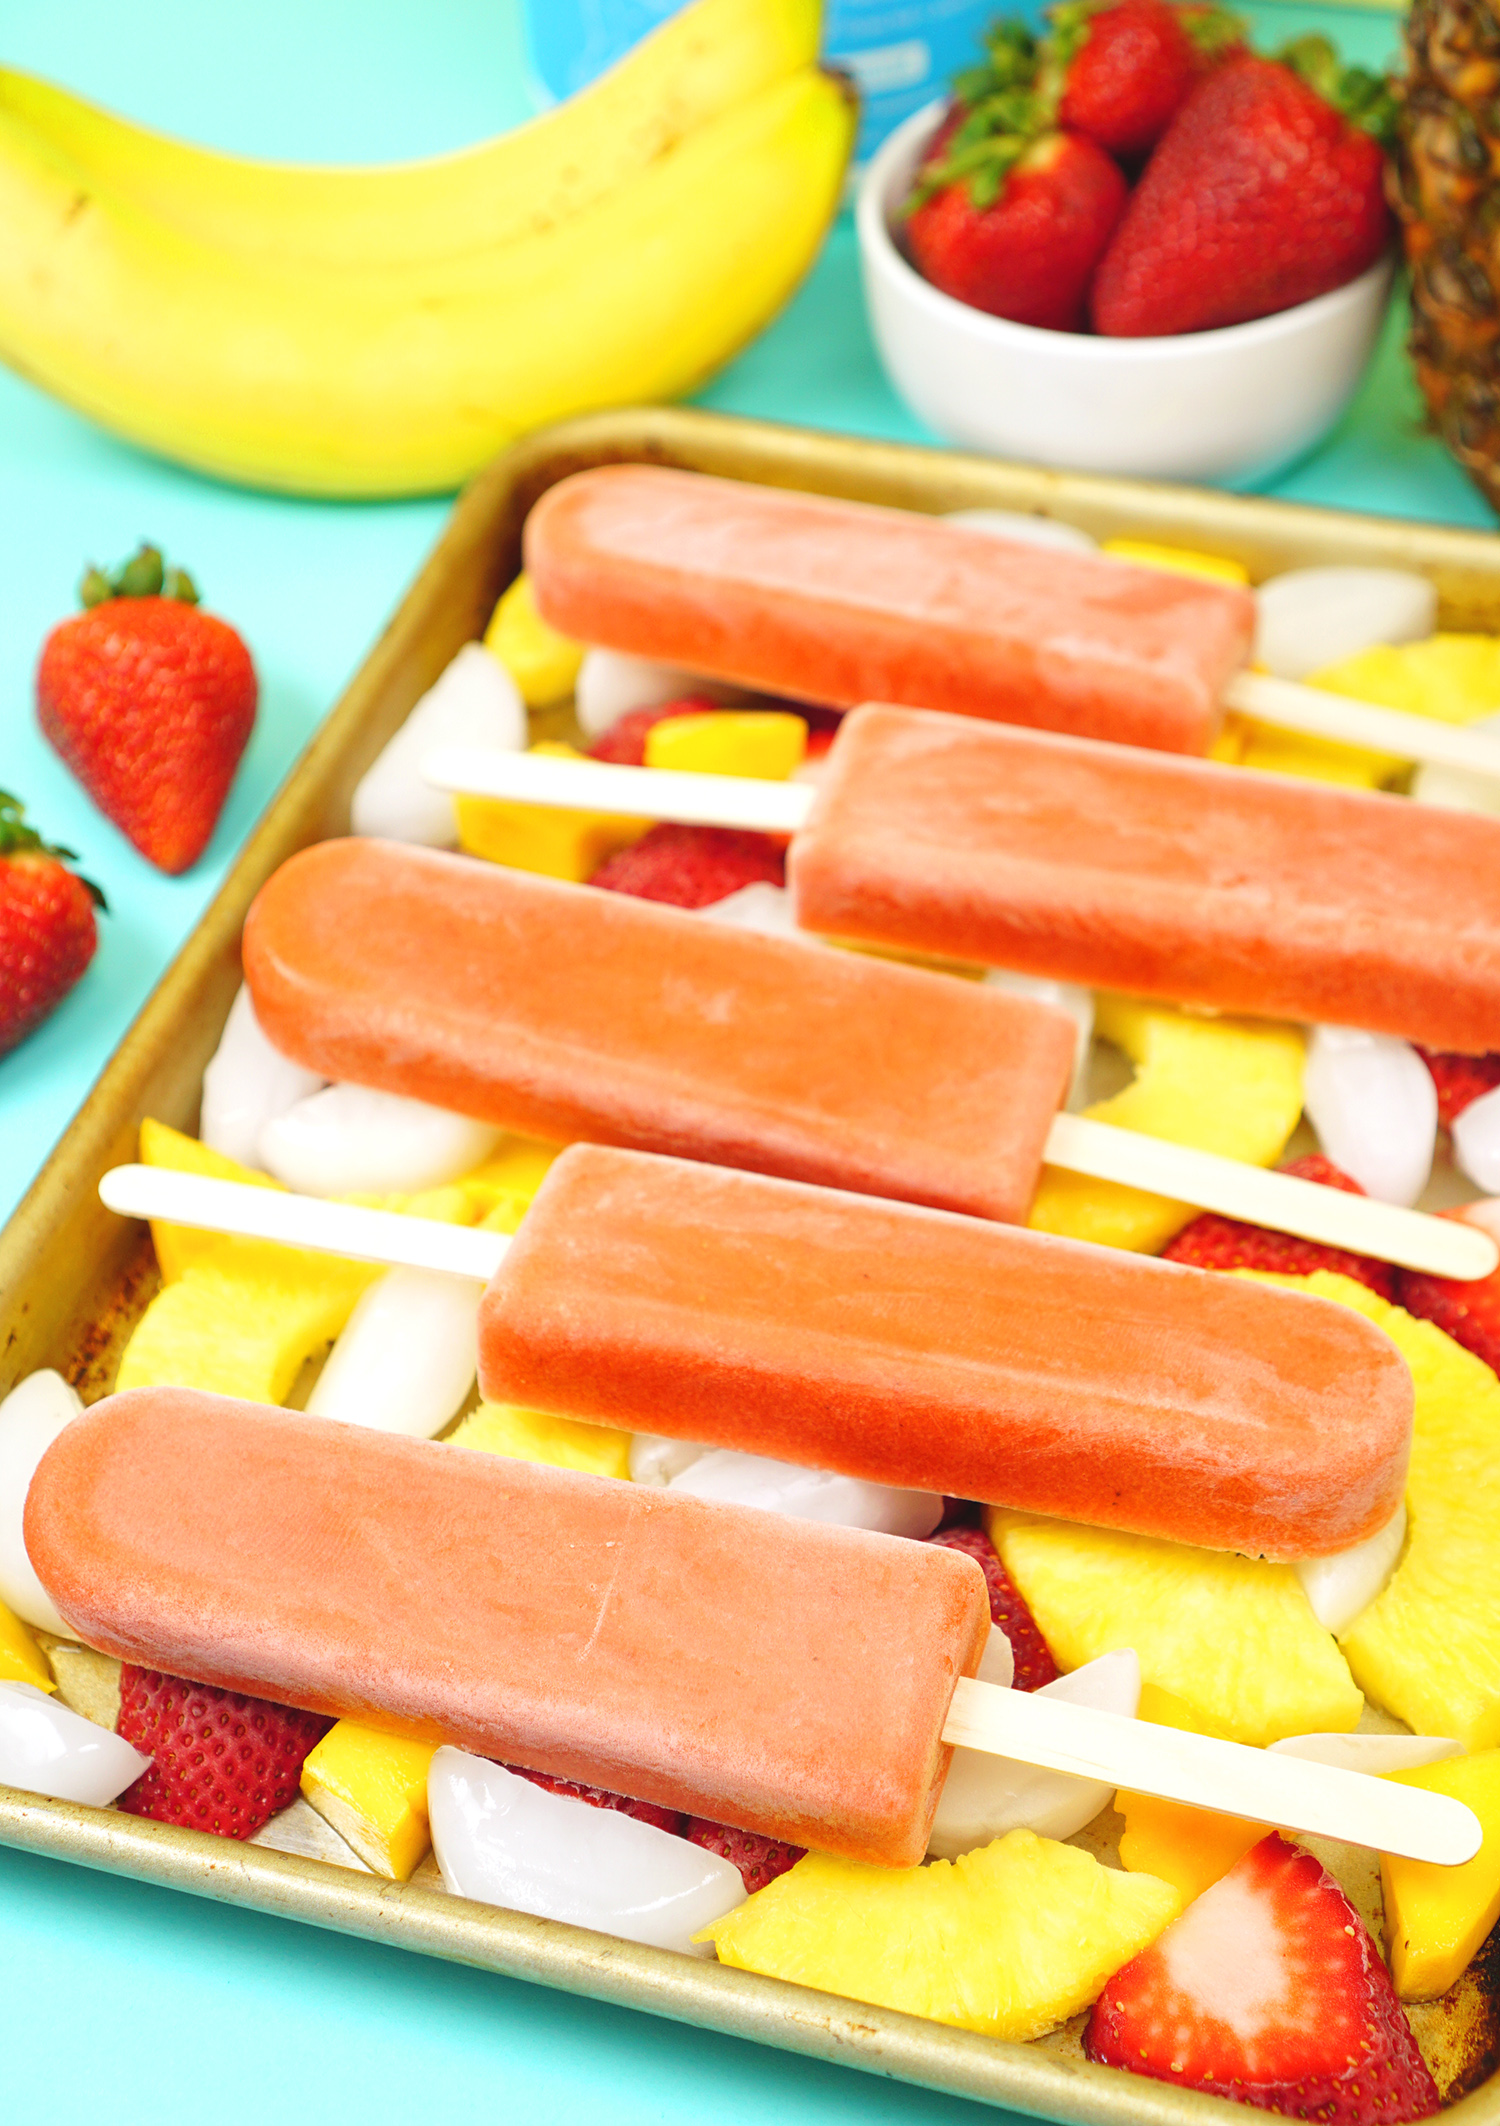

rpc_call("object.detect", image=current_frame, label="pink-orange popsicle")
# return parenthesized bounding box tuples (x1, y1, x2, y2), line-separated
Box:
(522, 465, 1255, 754)
(788, 706, 1500, 1054)
(26, 1388, 990, 1865)
(479, 1145, 1412, 1559)
(242, 839, 1076, 1224)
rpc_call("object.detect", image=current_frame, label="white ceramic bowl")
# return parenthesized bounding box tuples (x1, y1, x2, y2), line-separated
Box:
(856, 101, 1396, 484)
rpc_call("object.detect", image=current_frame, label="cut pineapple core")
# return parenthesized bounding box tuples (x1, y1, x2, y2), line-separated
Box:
(987, 1510, 1362, 1747)
(1027, 996, 1305, 1254)
(700, 1828, 1180, 2040)
(448, 1401, 630, 1480)
(300, 1720, 436, 1882)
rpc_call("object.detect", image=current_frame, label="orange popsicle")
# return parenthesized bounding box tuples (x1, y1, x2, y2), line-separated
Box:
(243, 838, 1076, 1225)
(789, 707, 1500, 1054)
(26, 1387, 990, 1865)
(523, 465, 1255, 754)
(479, 1145, 1412, 1559)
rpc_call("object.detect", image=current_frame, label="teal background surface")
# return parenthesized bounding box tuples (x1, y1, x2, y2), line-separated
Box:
(0, 2, 1491, 2118)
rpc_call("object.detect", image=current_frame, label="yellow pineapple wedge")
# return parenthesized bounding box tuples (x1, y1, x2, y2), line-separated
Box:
(987, 1511, 1362, 1746)
(699, 1829, 1180, 2039)
(139, 1116, 284, 1281)
(1249, 1273, 1500, 1753)
(448, 1401, 631, 1479)
(1026, 997, 1305, 1254)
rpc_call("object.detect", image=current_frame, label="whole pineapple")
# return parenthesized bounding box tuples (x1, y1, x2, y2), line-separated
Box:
(1391, 0, 1500, 512)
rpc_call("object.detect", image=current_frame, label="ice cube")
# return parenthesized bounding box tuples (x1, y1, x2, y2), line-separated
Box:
(1269, 1730, 1461, 1775)
(1253, 567, 1437, 680)
(669, 1450, 942, 1538)
(306, 1267, 483, 1439)
(695, 882, 809, 941)
(1452, 1081, 1500, 1192)
(944, 509, 1098, 553)
(1303, 1025, 1437, 1206)
(354, 642, 525, 846)
(575, 649, 742, 738)
(259, 1083, 501, 1198)
(0, 1681, 151, 1806)
(1295, 1501, 1406, 1634)
(1411, 712, 1500, 817)
(927, 1649, 1142, 1860)
(628, 1434, 707, 1487)
(428, 1747, 744, 1955)
(0, 1370, 83, 1635)
(200, 983, 326, 1170)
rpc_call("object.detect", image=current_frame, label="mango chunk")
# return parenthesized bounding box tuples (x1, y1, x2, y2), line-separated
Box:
(1381, 1750, 1500, 1999)
(1210, 710, 1395, 793)
(644, 710, 806, 780)
(1116, 1791, 1264, 1904)
(0, 1596, 54, 1693)
(457, 741, 650, 881)
(1027, 996, 1305, 1253)
(483, 573, 583, 708)
(116, 1245, 377, 1404)
(139, 1116, 282, 1282)
(1100, 539, 1250, 586)
(448, 1401, 631, 1479)
(300, 1720, 436, 1881)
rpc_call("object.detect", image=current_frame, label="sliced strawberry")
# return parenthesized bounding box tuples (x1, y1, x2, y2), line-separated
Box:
(927, 1524, 1060, 1690)
(1397, 1203, 1500, 1378)
(585, 698, 722, 766)
(1416, 1047, 1500, 1130)
(508, 1764, 684, 1836)
(115, 1666, 332, 1839)
(589, 822, 786, 909)
(1086, 1833, 1441, 2122)
(684, 1817, 805, 1892)
(1161, 1153, 1396, 1300)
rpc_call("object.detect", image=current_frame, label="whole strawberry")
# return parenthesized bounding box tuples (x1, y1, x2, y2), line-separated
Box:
(1054, 0, 1242, 160)
(903, 22, 1128, 332)
(0, 792, 104, 1059)
(116, 1665, 331, 1839)
(1091, 41, 1395, 336)
(37, 543, 257, 875)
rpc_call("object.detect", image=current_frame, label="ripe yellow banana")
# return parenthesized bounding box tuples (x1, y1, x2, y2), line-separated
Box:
(0, 65, 854, 496)
(0, 0, 820, 267)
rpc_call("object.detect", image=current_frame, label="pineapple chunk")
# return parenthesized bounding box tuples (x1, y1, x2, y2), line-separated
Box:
(1381, 1750, 1500, 1999)
(0, 1595, 54, 1693)
(643, 711, 807, 781)
(699, 1829, 1180, 2040)
(484, 572, 583, 709)
(116, 1245, 376, 1405)
(987, 1510, 1362, 1746)
(1210, 711, 1395, 793)
(456, 1135, 561, 1234)
(1098, 539, 1250, 586)
(300, 1720, 436, 1881)
(448, 1401, 630, 1479)
(139, 1116, 282, 1281)
(1027, 995, 1305, 1254)
(457, 742, 649, 881)
(1250, 1273, 1500, 1752)
(1116, 1792, 1263, 1903)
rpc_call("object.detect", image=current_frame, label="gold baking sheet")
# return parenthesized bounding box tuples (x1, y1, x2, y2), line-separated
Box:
(1, 406, 1496, 2121)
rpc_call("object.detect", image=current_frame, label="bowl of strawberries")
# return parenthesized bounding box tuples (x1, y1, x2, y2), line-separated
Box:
(856, 7, 1396, 483)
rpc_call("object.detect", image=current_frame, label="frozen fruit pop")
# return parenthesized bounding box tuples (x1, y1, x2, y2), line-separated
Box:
(288, 834, 1490, 1281)
(25, 1388, 1478, 1866)
(100, 1144, 1415, 1557)
(522, 467, 1500, 780)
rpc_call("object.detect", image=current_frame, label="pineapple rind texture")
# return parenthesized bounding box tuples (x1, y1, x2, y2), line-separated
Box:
(1027, 997, 1304, 1255)
(699, 1829, 1182, 2039)
(1252, 1272, 1500, 1754)
(986, 1511, 1363, 1748)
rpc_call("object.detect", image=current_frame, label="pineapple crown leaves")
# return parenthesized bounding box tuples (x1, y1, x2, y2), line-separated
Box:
(79, 541, 200, 611)
(903, 20, 1047, 213)
(0, 791, 107, 907)
(1275, 34, 1399, 148)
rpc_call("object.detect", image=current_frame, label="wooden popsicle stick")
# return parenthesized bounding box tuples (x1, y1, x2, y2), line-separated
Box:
(942, 1679, 1481, 1865)
(98, 1166, 509, 1282)
(1227, 672, 1500, 778)
(1044, 1114, 1497, 1282)
(422, 743, 815, 834)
